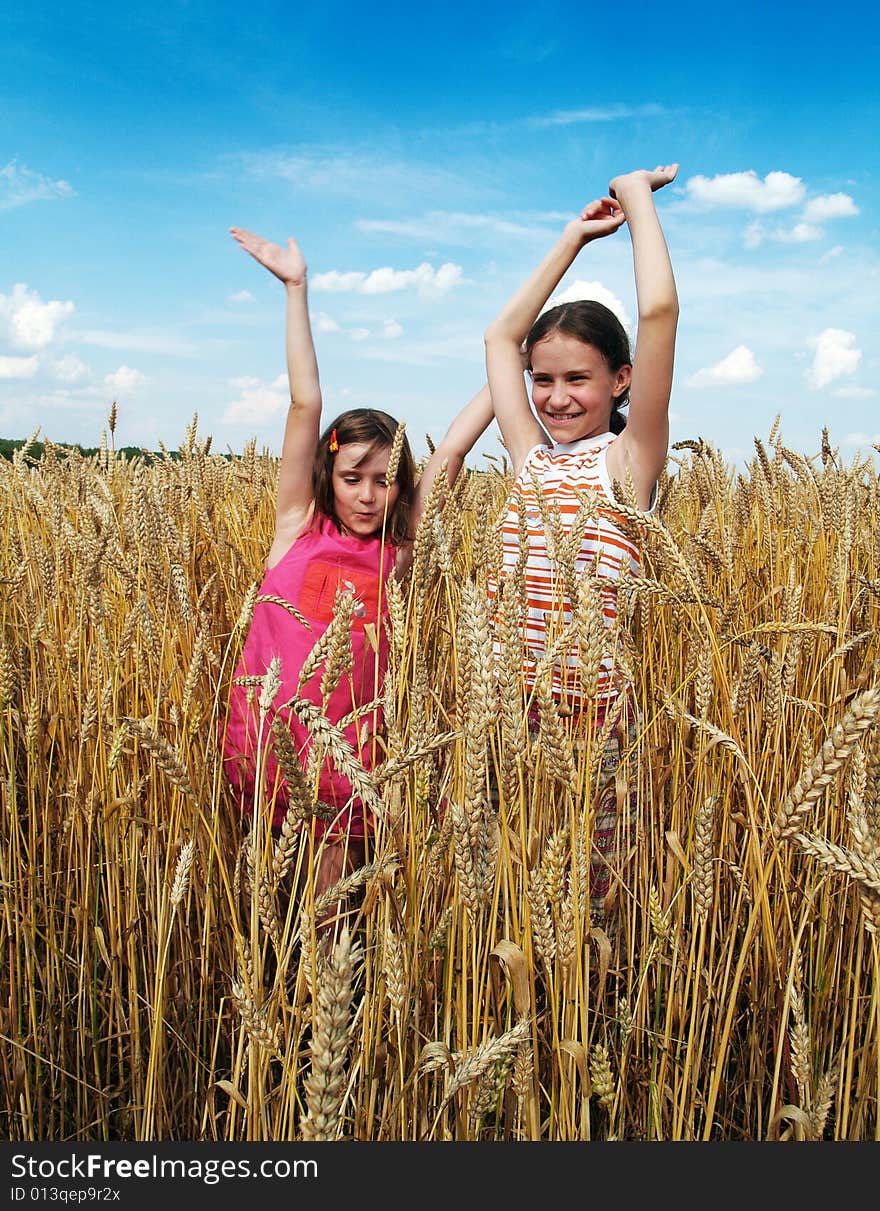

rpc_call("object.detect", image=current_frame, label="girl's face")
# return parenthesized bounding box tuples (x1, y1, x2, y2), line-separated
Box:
(331, 442, 399, 538)
(529, 331, 631, 444)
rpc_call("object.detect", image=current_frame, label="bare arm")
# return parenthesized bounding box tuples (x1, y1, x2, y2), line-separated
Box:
(605, 165, 679, 504)
(484, 199, 626, 477)
(395, 384, 496, 577)
(229, 228, 321, 563)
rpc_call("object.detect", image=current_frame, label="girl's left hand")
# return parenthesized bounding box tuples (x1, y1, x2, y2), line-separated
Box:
(569, 196, 626, 242)
(609, 164, 679, 199)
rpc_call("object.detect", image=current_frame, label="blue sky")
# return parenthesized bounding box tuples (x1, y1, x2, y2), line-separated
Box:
(1, 0, 877, 470)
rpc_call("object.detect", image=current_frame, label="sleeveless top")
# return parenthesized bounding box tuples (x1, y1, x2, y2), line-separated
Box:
(222, 514, 396, 830)
(487, 432, 653, 710)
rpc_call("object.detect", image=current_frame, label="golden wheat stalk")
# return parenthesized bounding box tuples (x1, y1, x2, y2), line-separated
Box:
(535, 680, 577, 786)
(372, 731, 460, 786)
(788, 975, 813, 1110)
(589, 1041, 616, 1110)
(383, 920, 408, 1016)
(527, 867, 557, 965)
(124, 716, 195, 796)
(449, 800, 481, 915)
(169, 838, 195, 909)
(663, 694, 746, 764)
(296, 589, 352, 692)
(845, 747, 880, 933)
(284, 695, 382, 816)
(772, 687, 880, 841)
(794, 832, 880, 893)
(576, 576, 606, 701)
(301, 928, 361, 1141)
(258, 654, 282, 716)
(809, 1055, 840, 1140)
(692, 793, 718, 920)
(385, 420, 406, 487)
(440, 1019, 531, 1105)
(231, 950, 282, 1058)
(310, 854, 399, 924)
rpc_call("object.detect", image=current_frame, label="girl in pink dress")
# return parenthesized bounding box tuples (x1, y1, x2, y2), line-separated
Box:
(221, 227, 494, 904)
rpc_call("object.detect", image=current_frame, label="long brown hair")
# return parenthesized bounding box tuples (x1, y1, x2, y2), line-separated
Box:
(313, 408, 415, 547)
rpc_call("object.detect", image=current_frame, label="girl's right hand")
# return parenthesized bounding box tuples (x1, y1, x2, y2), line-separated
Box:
(229, 228, 308, 286)
(567, 196, 627, 244)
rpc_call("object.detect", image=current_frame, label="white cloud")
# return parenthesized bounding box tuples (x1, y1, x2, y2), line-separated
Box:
(544, 280, 632, 330)
(743, 222, 765, 250)
(222, 375, 288, 425)
(0, 283, 75, 349)
(424, 263, 463, 295)
(313, 312, 340, 334)
(349, 328, 370, 342)
(0, 354, 39, 379)
(805, 328, 861, 389)
(74, 328, 197, 354)
(526, 103, 666, 129)
(52, 354, 90, 382)
(357, 211, 541, 243)
(228, 289, 255, 304)
(744, 189, 858, 249)
(803, 193, 859, 222)
(310, 261, 463, 297)
(236, 149, 470, 208)
(310, 271, 365, 293)
(841, 431, 880, 446)
(0, 160, 74, 211)
(104, 366, 145, 393)
(834, 386, 876, 399)
(383, 319, 403, 339)
(778, 222, 823, 243)
(819, 245, 844, 263)
(744, 219, 822, 248)
(685, 170, 805, 213)
(687, 346, 763, 388)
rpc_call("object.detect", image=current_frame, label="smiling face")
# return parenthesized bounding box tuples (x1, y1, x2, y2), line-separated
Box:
(330, 442, 400, 538)
(529, 331, 631, 444)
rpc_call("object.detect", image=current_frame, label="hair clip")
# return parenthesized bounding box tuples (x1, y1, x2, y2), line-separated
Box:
(328, 428, 339, 453)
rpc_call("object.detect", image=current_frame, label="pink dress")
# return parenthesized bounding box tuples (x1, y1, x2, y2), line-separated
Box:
(222, 514, 395, 836)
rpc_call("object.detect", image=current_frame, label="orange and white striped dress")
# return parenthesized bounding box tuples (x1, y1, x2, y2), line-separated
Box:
(488, 432, 652, 711)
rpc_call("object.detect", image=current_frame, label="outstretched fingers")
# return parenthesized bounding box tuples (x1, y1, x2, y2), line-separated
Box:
(229, 228, 307, 284)
(229, 226, 266, 254)
(648, 163, 679, 191)
(608, 164, 680, 201)
(229, 227, 277, 266)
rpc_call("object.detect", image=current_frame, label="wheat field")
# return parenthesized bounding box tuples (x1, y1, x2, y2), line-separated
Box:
(1, 413, 879, 1142)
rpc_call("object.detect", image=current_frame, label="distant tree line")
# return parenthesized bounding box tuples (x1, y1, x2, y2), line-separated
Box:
(0, 438, 188, 463)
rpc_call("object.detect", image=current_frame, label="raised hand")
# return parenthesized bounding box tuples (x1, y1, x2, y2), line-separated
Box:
(568, 196, 627, 244)
(229, 227, 308, 286)
(609, 164, 679, 200)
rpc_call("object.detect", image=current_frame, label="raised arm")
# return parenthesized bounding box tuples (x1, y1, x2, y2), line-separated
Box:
(395, 384, 496, 577)
(484, 199, 626, 476)
(605, 165, 679, 503)
(229, 228, 322, 563)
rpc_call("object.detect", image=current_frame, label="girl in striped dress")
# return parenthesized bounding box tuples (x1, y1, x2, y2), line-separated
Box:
(484, 165, 679, 926)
